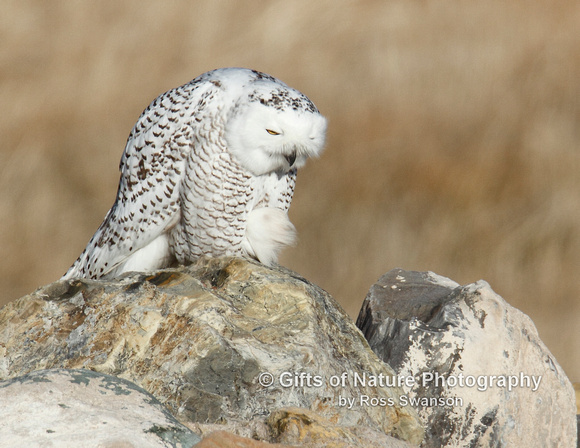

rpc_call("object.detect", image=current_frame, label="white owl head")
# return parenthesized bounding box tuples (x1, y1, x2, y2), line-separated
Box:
(220, 69, 327, 176)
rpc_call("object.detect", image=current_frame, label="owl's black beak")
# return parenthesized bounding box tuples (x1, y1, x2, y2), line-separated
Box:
(285, 152, 297, 167)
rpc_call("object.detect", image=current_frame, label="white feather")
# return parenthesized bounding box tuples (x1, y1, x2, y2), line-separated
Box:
(242, 208, 297, 266)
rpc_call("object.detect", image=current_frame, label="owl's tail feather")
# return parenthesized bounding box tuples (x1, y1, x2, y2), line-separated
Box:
(243, 207, 297, 267)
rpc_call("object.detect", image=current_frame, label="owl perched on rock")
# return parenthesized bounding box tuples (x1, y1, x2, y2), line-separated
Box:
(62, 68, 327, 281)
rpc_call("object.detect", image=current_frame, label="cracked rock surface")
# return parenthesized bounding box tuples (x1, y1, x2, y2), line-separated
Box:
(357, 268, 577, 448)
(0, 257, 423, 446)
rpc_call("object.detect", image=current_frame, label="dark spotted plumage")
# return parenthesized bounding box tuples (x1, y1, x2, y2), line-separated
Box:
(62, 68, 326, 280)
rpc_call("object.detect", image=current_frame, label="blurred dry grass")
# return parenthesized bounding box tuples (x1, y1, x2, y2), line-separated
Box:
(1, 1, 579, 381)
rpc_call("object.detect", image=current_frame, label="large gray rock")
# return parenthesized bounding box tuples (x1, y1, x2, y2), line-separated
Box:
(0, 257, 423, 446)
(0, 368, 201, 447)
(357, 268, 577, 448)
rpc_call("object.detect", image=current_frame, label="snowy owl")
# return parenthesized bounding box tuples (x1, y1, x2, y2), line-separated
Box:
(62, 68, 327, 281)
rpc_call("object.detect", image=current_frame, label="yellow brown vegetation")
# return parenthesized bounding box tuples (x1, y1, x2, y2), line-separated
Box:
(1, 1, 579, 381)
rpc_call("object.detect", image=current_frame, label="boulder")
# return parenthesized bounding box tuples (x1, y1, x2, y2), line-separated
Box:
(0, 257, 423, 446)
(0, 368, 201, 447)
(357, 268, 577, 448)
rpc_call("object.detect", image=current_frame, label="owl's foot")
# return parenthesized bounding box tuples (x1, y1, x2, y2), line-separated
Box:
(243, 207, 297, 266)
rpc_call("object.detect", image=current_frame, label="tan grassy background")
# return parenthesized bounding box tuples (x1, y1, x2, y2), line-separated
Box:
(1, 1, 579, 382)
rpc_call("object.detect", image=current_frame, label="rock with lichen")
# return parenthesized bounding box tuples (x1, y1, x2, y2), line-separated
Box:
(0, 257, 423, 446)
(0, 368, 201, 447)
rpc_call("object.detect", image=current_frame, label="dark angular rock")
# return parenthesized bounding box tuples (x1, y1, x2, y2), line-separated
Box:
(357, 268, 577, 448)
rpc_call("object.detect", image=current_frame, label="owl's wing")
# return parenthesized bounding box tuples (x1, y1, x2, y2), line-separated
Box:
(62, 85, 203, 280)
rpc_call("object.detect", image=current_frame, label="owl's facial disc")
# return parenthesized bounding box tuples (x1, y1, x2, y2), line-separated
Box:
(225, 102, 327, 176)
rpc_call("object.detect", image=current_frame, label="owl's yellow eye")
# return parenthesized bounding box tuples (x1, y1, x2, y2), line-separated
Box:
(266, 129, 280, 135)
